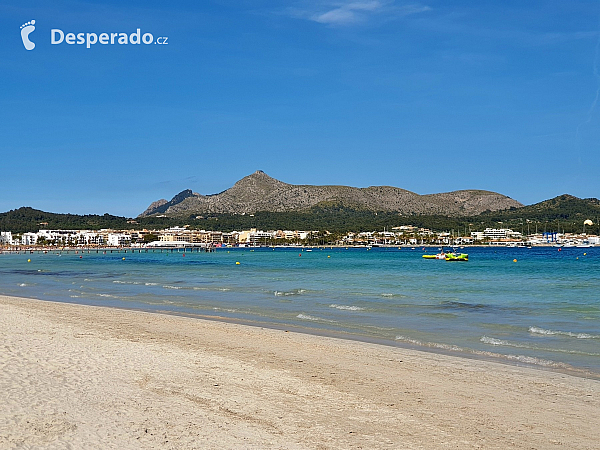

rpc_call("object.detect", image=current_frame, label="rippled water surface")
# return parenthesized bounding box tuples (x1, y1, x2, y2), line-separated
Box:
(2, 246, 599, 374)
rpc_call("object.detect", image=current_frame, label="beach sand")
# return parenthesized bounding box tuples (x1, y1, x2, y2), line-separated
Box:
(1, 295, 599, 449)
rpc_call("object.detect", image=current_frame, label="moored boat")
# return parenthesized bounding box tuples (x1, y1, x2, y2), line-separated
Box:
(445, 252, 468, 262)
(423, 250, 447, 260)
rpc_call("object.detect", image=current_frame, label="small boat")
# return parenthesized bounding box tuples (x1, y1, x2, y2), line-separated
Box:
(445, 252, 468, 262)
(423, 250, 447, 260)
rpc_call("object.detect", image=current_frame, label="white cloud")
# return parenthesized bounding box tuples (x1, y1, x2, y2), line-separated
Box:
(285, 1, 431, 26)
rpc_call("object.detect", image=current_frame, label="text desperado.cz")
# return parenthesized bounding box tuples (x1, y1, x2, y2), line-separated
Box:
(51, 29, 168, 48)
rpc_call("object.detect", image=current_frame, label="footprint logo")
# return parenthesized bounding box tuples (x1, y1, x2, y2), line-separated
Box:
(20, 20, 36, 50)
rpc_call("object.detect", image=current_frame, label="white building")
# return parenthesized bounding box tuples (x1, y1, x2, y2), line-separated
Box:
(238, 229, 275, 245)
(483, 228, 522, 240)
(470, 231, 485, 241)
(107, 233, 131, 246)
(37, 229, 80, 245)
(0, 232, 12, 245)
(21, 232, 38, 245)
(78, 232, 104, 246)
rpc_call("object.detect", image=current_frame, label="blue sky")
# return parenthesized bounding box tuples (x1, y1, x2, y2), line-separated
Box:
(1, 0, 599, 216)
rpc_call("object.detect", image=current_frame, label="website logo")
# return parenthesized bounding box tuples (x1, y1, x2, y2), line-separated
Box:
(51, 28, 168, 48)
(20, 20, 36, 50)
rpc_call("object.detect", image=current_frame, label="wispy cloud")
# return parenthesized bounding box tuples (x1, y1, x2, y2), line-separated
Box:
(284, 1, 431, 26)
(408, 8, 598, 47)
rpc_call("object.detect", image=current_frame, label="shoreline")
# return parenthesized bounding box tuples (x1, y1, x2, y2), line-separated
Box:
(139, 307, 600, 382)
(6, 292, 600, 381)
(1, 294, 599, 448)
(0, 242, 581, 253)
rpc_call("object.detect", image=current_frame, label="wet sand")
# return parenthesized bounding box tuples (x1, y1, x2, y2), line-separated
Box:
(1, 294, 599, 449)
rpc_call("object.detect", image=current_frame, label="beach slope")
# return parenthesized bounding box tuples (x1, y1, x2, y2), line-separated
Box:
(1, 295, 598, 449)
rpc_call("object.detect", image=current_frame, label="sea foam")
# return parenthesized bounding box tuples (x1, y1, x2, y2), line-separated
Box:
(528, 326, 599, 340)
(297, 314, 336, 323)
(395, 335, 464, 352)
(275, 289, 306, 296)
(481, 335, 600, 356)
(329, 304, 365, 311)
(480, 336, 529, 348)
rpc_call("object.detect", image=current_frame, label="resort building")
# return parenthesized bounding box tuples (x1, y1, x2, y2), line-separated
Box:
(237, 229, 275, 245)
(75, 232, 104, 246)
(21, 232, 38, 246)
(158, 227, 193, 244)
(470, 232, 485, 241)
(0, 231, 13, 245)
(107, 233, 132, 247)
(192, 230, 225, 245)
(482, 228, 522, 240)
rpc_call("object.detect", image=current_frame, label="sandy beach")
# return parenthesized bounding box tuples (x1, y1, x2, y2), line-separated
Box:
(1, 295, 599, 449)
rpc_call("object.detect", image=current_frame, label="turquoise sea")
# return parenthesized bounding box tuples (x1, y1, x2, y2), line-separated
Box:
(1, 246, 599, 376)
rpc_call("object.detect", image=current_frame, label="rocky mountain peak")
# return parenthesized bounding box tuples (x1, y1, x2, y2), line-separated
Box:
(227, 171, 289, 196)
(139, 171, 524, 217)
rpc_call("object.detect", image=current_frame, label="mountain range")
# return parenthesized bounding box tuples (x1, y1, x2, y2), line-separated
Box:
(140, 171, 523, 218)
(2, 190, 598, 235)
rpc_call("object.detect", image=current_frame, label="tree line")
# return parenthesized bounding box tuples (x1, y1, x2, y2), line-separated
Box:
(1, 195, 599, 235)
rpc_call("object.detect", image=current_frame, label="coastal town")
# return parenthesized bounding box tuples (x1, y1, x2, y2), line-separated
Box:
(1, 225, 597, 249)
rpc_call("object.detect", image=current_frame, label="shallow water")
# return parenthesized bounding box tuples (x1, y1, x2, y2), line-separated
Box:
(2, 246, 599, 374)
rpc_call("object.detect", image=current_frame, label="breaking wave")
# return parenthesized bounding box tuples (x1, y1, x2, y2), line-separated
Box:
(275, 289, 306, 296)
(528, 326, 600, 340)
(213, 307, 238, 313)
(480, 336, 529, 348)
(297, 314, 336, 323)
(329, 304, 365, 311)
(395, 335, 464, 352)
(395, 336, 572, 369)
(480, 336, 600, 357)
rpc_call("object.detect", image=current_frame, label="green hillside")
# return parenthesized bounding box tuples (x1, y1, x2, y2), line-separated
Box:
(1, 195, 599, 236)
